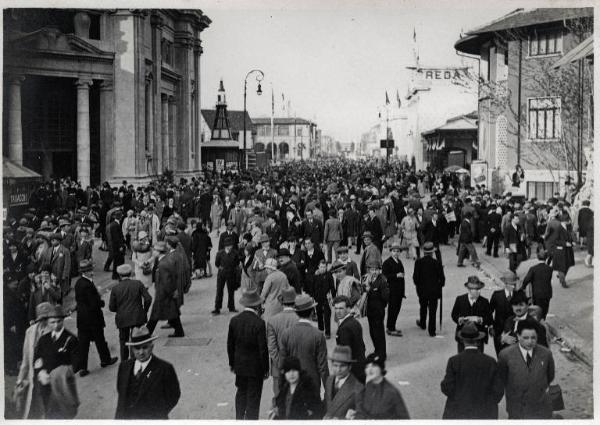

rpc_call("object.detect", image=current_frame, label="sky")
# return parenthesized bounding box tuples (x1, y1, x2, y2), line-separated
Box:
(199, 2, 516, 143)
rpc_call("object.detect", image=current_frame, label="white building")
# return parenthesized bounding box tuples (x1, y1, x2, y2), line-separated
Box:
(253, 117, 317, 161)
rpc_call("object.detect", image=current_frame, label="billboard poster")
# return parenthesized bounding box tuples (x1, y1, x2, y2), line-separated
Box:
(215, 159, 225, 172)
(471, 160, 488, 188)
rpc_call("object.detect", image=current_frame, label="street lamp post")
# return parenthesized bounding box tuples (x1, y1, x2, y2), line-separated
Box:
(243, 69, 264, 170)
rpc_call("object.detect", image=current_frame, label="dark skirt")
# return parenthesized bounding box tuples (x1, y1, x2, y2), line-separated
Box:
(552, 246, 575, 273)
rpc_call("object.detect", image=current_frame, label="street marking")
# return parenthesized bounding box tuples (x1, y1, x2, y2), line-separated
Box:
(397, 381, 410, 386)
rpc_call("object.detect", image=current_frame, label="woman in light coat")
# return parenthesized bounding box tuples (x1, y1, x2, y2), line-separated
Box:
(210, 194, 224, 235)
(14, 302, 52, 419)
(260, 258, 290, 320)
(399, 208, 420, 260)
(131, 231, 154, 288)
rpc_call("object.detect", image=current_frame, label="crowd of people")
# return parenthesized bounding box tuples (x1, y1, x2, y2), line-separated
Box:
(3, 157, 593, 419)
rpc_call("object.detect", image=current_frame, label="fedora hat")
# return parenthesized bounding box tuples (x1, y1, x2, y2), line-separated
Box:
(116, 264, 133, 276)
(259, 234, 270, 244)
(35, 302, 53, 322)
(500, 270, 518, 284)
(423, 241, 435, 253)
(390, 243, 403, 251)
(362, 231, 373, 239)
(365, 257, 381, 270)
(49, 232, 63, 241)
(137, 231, 148, 240)
(48, 305, 69, 319)
(223, 237, 235, 247)
(328, 345, 355, 363)
(458, 322, 486, 341)
(464, 276, 484, 289)
(294, 294, 317, 312)
(277, 248, 291, 258)
(264, 258, 279, 271)
(125, 325, 159, 346)
(239, 289, 264, 307)
(78, 259, 94, 273)
(336, 245, 348, 254)
(330, 261, 346, 274)
(278, 287, 297, 304)
(58, 219, 71, 227)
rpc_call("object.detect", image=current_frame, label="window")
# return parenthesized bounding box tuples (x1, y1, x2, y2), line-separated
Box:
(529, 30, 562, 56)
(528, 97, 561, 140)
(258, 126, 271, 136)
(296, 127, 303, 137)
(527, 181, 560, 201)
(161, 38, 174, 66)
(277, 125, 289, 136)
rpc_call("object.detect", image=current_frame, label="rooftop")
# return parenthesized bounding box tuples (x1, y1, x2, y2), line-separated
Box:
(252, 117, 316, 126)
(201, 109, 253, 133)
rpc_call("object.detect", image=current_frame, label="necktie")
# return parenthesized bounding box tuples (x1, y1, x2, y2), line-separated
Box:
(526, 352, 532, 368)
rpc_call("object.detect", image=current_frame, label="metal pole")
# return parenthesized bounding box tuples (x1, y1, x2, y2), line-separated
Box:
(243, 78, 247, 171)
(517, 38, 523, 166)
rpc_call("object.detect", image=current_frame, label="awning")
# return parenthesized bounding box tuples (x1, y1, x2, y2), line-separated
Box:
(3, 157, 42, 179)
(553, 36, 593, 69)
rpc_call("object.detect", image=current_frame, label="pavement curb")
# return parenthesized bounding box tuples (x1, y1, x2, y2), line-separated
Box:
(458, 241, 594, 369)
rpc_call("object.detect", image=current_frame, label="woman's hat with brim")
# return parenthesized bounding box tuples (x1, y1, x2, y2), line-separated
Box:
(423, 241, 435, 253)
(294, 294, 318, 312)
(458, 322, 486, 341)
(281, 356, 302, 374)
(464, 276, 484, 289)
(328, 345, 355, 363)
(259, 234, 270, 244)
(239, 289, 264, 307)
(35, 302, 53, 321)
(125, 325, 159, 346)
(264, 258, 279, 271)
(365, 353, 386, 373)
(276, 248, 291, 258)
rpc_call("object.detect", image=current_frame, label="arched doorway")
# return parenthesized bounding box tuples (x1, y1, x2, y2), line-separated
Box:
(266, 143, 277, 162)
(279, 142, 289, 160)
(254, 142, 265, 153)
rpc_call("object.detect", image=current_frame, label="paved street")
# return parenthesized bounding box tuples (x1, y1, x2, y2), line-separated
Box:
(6, 231, 591, 419)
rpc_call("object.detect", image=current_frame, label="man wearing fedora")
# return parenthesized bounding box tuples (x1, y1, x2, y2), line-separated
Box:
(299, 237, 325, 297)
(363, 258, 389, 360)
(451, 276, 492, 352)
(359, 231, 381, 276)
(213, 236, 241, 315)
(106, 209, 126, 280)
(521, 250, 554, 320)
(109, 264, 152, 361)
(277, 248, 302, 294)
(218, 220, 239, 251)
(364, 205, 384, 252)
(115, 326, 181, 419)
(333, 295, 366, 383)
(33, 305, 79, 416)
(252, 234, 277, 294)
(227, 290, 269, 420)
(413, 241, 445, 337)
(323, 345, 364, 419)
(441, 322, 504, 419)
(42, 232, 71, 302)
(382, 243, 406, 337)
(335, 245, 360, 280)
(280, 294, 329, 392)
(490, 271, 518, 355)
(500, 290, 548, 351)
(74, 260, 117, 377)
(266, 287, 299, 408)
(261, 258, 291, 319)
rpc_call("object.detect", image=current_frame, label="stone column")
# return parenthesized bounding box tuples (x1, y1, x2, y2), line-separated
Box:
(76, 78, 92, 187)
(168, 96, 177, 171)
(99, 80, 114, 182)
(145, 75, 153, 174)
(7, 76, 25, 165)
(161, 94, 169, 171)
(194, 42, 202, 169)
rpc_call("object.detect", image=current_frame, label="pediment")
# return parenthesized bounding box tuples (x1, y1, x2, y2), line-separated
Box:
(7, 28, 112, 57)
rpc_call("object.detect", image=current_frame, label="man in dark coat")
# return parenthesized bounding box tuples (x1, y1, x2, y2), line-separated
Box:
(421, 211, 442, 264)
(218, 221, 240, 251)
(301, 209, 324, 245)
(115, 326, 180, 419)
(504, 215, 527, 273)
(323, 345, 364, 419)
(413, 242, 445, 337)
(42, 233, 71, 301)
(364, 258, 389, 360)
(146, 242, 184, 337)
(227, 290, 269, 420)
(577, 199, 593, 247)
(382, 243, 405, 336)
(489, 271, 518, 355)
(451, 276, 492, 352)
(74, 260, 117, 376)
(486, 206, 502, 257)
(457, 211, 480, 268)
(213, 237, 240, 315)
(277, 248, 302, 293)
(298, 238, 324, 297)
(109, 264, 152, 361)
(521, 250, 553, 319)
(106, 210, 126, 280)
(75, 227, 93, 264)
(363, 206, 383, 252)
(441, 322, 504, 419)
(333, 295, 366, 383)
(498, 318, 555, 419)
(500, 290, 548, 350)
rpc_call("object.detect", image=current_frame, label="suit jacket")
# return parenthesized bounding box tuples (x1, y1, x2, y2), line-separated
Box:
(227, 310, 269, 378)
(229, 208, 248, 235)
(336, 316, 366, 383)
(324, 373, 364, 419)
(75, 240, 93, 264)
(115, 356, 181, 419)
(451, 294, 492, 343)
(302, 219, 324, 244)
(522, 262, 553, 300)
(498, 344, 554, 419)
(542, 218, 562, 256)
(487, 212, 502, 233)
(266, 309, 298, 377)
(489, 290, 513, 334)
(458, 219, 474, 244)
(34, 329, 78, 376)
(280, 321, 329, 390)
(360, 244, 382, 276)
(42, 244, 71, 281)
(577, 207, 593, 234)
(324, 217, 343, 242)
(107, 220, 125, 255)
(421, 220, 441, 246)
(266, 224, 283, 249)
(150, 254, 179, 321)
(441, 349, 504, 419)
(504, 224, 526, 253)
(382, 256, 405, 298)
(109, 278, 152, 329)
(364, 215, 383, 242)
(218, 231, 239, 251)
(74, 276, 105, 330)
(413, 255, 445, 299)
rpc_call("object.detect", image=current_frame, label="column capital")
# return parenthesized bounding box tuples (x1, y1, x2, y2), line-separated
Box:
(100, 80, 113, 91)
(7, 74, 26, 85)
(75, 78, 93, 88)
(193, 39, 203, 55)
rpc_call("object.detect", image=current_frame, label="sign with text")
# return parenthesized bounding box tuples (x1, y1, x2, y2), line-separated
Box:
(420, 68, 467, 80)
(215, 159, 225, 172)
(471, 160, 488, 188)
(380, 139, 395, 149)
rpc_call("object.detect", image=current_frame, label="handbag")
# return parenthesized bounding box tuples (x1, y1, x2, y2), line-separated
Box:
(549, 384, 565, 411)
(141, 262, 153, 275)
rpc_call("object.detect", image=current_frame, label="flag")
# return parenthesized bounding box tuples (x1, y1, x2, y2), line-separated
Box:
(396, 90, 401, 108)
(385, 91, 390, 105)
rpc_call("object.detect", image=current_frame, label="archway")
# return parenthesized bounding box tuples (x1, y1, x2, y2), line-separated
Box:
(266, 143, 277, 162)
(279, 142, 289, 160)
(254, 142, 265, 153)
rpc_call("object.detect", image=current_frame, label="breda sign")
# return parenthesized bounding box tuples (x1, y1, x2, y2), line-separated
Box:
(421, 68, 466, 80)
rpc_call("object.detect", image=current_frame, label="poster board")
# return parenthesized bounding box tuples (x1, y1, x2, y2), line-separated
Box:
(215, 159, 225, 172)
(471, 160, 488, 188)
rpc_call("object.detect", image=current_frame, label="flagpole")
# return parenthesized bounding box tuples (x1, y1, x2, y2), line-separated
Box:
(271, 85, 275, 165)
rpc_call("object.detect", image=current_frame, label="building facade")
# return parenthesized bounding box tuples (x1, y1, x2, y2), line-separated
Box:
(252, 117, 318, 161)
(455, 7, 593, 198)
(3, 9, 210, 187)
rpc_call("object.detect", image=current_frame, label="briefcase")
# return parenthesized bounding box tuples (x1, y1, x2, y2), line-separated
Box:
(549, 384, 565, 411)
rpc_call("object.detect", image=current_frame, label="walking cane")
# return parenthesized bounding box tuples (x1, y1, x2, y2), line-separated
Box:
(439, 294, 443, 332)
